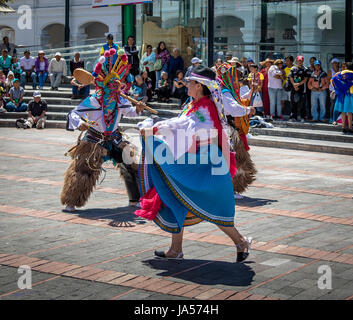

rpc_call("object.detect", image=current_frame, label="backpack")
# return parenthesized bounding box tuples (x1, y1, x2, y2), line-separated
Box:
(15, 118, 29, 129)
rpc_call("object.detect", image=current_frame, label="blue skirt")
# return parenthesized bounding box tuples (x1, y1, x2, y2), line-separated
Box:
(137, 136, 236, 233)
(335, 94, 353, 113)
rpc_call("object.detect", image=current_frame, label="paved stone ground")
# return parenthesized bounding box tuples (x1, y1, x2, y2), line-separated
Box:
(0, 127, 352, 301)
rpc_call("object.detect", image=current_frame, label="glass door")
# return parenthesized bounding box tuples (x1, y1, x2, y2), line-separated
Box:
(136, 0, 208, 67)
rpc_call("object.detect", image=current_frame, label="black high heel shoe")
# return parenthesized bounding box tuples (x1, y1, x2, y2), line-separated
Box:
(236, 237, 252, 263)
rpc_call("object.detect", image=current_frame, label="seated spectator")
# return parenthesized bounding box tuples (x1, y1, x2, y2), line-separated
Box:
(0, 49, 12, 76)
(307, 60, 329, 122)
(70, 52, 84, 76)
(49, 52, 67, 91)
(0, 69, 5, 88)
(185, 57, 202, 78)
(70, 77, 90, 99)
(141, 70, 153, 102)
(155, 71, 171, 103)
(10, 56, 22, 79)
(167, 48, 184, 85)
(5, 71, 14, 94)
(0, 36, 18, 57)
(0, 86, 6, 113)
(5, 78, 27, 112)
(35, 50, 49, 90)
(172, 70, 187, 104)
(132, 75, 148, 104)
(20, 50, 37, 90)
(23, 91, 47, 129)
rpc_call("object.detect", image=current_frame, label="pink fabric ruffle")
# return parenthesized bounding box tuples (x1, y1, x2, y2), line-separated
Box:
(135, 187, 162, 221)
(229, 151, 237, 179)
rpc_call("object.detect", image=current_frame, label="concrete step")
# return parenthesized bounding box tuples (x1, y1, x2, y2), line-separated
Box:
(0, 110, 173, 124)
(251, 127, 353, 144)
(0, 118, 138, 131)
(18, 96, 182, 110)
(25, 89, 76, 99)
(0, 111, 68, 121)
(248, 134, 353, 156)
(44, 104, 181, 118)
(272, 120, 342, 132)
(21, 96, 83, 106)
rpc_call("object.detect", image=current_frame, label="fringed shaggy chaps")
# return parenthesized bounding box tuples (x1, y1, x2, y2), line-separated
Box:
(229, 127, 257, 194)
(61, 141, 105, 208)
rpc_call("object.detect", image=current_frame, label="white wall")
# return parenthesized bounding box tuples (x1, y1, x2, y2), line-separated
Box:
(0, 0, 122, 48)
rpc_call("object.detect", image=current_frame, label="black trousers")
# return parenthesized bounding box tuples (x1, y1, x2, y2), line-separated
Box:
(109, 144, 140, 203)
(290, 91, 306, 120)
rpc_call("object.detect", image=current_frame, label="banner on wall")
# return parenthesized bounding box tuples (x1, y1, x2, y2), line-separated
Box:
(92, 0, 152, 7)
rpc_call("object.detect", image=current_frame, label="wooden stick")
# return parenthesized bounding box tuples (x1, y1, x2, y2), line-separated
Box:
(120, 93, 158, 114)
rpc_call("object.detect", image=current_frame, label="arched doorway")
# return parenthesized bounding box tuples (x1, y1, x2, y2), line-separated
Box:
(0, 26, 15, 43)
(214, 15, 245, 59)
(256, 12, 298, 60)
(41, 24, 65, 49)
(79, 21, 109, 44)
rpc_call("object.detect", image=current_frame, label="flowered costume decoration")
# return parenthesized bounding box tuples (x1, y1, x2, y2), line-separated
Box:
(135, 67, 237, 233)
(332, 70, 353, 114)
(61, 48, 142, 209)
(217, 63, 257, 194)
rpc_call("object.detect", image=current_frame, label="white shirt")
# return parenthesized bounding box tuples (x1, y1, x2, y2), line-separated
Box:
(222, 91, 251, 117)
(20, 56, 35, 71)
(39, 61, 45, 71)
(138, 104, 218, 160)
(68, 96, 140, 133)
(48, 58, 67, 76)
(268, 65, 283, 89)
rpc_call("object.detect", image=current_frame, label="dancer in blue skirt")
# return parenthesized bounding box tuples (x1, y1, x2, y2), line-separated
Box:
(332, 62, 353, 134)
(136, 65, 252, 263)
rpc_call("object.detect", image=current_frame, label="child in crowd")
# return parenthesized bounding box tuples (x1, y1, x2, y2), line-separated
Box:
(5, 78, 27, 112)
(132, 74, 148, 103)
(248, 64, 264, 116)
(141, 70, 153, 102)
(5, 71, 14, 94)
(10, 56, 22, 79)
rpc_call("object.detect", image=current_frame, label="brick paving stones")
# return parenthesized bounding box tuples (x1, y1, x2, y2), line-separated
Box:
(0, 128, 352, 300)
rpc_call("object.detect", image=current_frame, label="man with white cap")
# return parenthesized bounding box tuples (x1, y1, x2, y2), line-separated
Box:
(185, 57, 202, 78)
(48, 52, 67, 90)
(25, 91, 47, 129)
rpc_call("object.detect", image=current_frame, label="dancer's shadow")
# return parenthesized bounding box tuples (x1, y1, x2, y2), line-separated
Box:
(142, 258, 255, 287)
(73, 205, 147, 228)
(237, 196, 278, 208)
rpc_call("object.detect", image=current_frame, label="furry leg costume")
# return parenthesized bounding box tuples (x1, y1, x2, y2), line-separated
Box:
(61, 140, 105, 208)
(229, 126, 257, 194)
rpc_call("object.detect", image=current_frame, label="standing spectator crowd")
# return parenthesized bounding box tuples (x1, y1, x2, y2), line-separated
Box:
(1, 33, 352, 134)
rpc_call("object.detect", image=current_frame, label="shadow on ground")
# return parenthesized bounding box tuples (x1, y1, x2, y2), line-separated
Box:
(142, 258, 255, 287)
(69, 206, 147, 228)
(237, 197, 278, 207)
